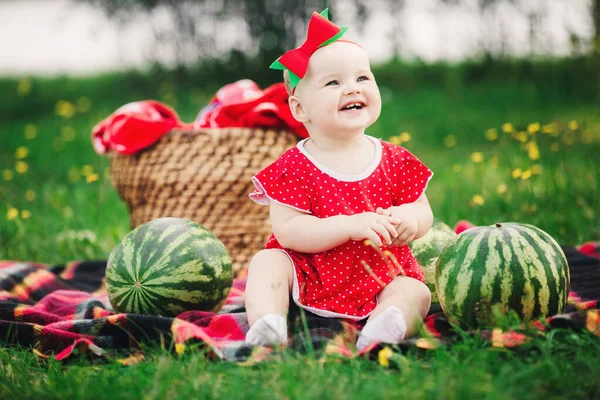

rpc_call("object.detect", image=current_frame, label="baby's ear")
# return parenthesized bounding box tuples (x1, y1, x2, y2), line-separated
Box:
(288, 95, 308, 123)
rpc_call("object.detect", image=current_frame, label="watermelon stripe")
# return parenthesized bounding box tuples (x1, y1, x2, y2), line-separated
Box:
(138, 226, 200, 282)
(479, 229, 502, 309)
(435, 222, 569, 329)
(506, 226, 543, 320)
(133, 222, 154, 281)
(517, 226, 566, 313)
(450, 231, 485, 322)
(106, 218, 233, 317)
(518, 227, 555, 316)
(526, 224, 570, 296)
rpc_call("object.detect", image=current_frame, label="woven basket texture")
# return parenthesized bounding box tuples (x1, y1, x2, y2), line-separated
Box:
(109, 128, 299, 274)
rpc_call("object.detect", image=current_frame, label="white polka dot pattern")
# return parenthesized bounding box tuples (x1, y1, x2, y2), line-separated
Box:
(248, 139, 433, 318)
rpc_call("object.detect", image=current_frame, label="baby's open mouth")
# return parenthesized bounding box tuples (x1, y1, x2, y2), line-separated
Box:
(340, 102, 366, 111)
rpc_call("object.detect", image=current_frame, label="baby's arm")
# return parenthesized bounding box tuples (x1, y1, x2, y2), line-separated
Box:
(270, 202, 401, 253)
(377, 194, 433, 245)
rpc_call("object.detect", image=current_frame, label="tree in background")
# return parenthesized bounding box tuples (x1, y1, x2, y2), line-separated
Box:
(76, 0, 369, 70)
(77, 0, 599, 72)
(593, 0, 600, 52)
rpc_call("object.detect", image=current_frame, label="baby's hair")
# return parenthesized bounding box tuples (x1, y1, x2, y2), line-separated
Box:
(283, 70, 293, 95)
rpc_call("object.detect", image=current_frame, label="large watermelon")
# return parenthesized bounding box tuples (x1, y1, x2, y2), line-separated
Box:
(409, 219, 457, 303)
(435, 222, 570, 329)
(106, 218, 233, 317)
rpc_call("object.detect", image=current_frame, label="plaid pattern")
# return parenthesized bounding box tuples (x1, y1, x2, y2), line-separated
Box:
(0, 244, 598, 363)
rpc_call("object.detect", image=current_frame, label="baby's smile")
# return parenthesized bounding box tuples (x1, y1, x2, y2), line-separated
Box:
(339, 101, 366, 111)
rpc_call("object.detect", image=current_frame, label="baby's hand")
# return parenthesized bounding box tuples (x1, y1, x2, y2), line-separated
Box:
(376, 206, 419, 246)
(347, 212, 402, 247)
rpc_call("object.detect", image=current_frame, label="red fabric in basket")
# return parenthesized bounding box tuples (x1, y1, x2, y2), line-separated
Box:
(92, 81, 307, 155)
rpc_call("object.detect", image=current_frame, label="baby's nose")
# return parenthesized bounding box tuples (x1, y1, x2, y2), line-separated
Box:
(344, 83, 362, 95)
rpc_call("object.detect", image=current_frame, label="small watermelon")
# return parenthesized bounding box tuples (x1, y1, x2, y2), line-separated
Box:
(106, 218, 233, 317)
(435, 222, 570, 329)
(409, 219, 457, 303)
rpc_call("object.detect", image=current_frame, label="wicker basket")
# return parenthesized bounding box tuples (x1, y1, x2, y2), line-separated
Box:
(109, 127, 299, 275)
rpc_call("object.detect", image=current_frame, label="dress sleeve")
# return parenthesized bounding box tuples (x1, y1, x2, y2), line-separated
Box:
(392, 147, 433, 205)
(249, 158, 311, 213)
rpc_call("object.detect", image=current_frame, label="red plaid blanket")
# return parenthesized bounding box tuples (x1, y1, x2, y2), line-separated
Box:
(1, 245, 598, 364)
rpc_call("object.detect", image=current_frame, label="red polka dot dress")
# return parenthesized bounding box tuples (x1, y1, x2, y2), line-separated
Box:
(249, 135, 433, 320)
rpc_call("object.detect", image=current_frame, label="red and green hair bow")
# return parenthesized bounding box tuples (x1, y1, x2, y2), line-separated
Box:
(270, 8, 348, 90)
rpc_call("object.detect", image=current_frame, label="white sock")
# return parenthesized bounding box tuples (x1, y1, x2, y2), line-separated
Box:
(356, 306, 407, 351)
(245, 314, 288, 346)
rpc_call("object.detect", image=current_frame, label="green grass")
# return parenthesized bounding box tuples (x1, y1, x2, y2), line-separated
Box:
(1, 331, 599, 399)
(0, 61, 599, 398)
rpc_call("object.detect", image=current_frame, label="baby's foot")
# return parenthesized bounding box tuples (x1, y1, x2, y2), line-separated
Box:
(356, 306, 407, 351)
(245, 314, 288, 346)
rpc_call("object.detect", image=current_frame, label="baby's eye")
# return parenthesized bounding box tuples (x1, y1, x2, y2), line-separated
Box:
(325, 80, 339, 86)
(357, 76, 369, 82)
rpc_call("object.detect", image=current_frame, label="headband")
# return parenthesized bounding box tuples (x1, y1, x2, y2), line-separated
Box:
(269, 9, 348, 90)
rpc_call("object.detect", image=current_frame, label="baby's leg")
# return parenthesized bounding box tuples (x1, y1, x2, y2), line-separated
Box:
(244, 249, 294, 345)
(356, 276, 431, 351)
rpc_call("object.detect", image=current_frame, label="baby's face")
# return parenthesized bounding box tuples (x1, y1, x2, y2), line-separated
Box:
(293, 41, 381, 137)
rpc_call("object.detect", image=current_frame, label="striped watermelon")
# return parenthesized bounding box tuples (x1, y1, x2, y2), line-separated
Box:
(105, 218, 233, 317)
(409, 219, 457, 303)
(435, 222, 570, 329)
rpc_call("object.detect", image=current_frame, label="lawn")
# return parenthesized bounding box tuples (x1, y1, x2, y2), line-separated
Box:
(0, 61, 599, 398)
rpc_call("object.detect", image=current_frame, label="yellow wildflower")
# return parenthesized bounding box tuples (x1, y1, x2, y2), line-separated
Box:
(527, 122, 540, 134)
(521, 169, 532, 180)
(76, 97, 91, 113)
(502, 123, 514, 133)
(568, 120, 579, 130)
(531, 165, 542, 175)
(21, 210, 31, 219)
(7, 207, 19, 220)
(55, 100, 76, 118)
(378, 346, 393, 367)
(25, 190, 36, 201)
(516, 131, 529, 143)
(452, 164, 462, 173)
(86, 173, 99, 183)
(485, 128, 498, 141)
(389, 135, 402, 145)
(551, 142, 560, 152)
(542, 123, 556, 134)
(471, 194, 485, 206)
(2, 169, 14, 181)
(15, 161, 28, 174)
(399, 132, 411, 143)
(496, 184, 507, 195)
(527, 142, 540, 160)
(17, 78, 32, 96)
(444, 135, 457, 147)
(82, 165, 94, 176)
(15, 146, 29, 159)
(512, 168, 522, 179)
(24, 124, 37, 139)
(470, 152, 484, 163)
(175, 343, 186, 355)
(61, 126, 77, 142)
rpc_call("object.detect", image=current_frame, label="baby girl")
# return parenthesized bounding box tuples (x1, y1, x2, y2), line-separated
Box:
(244, 10, 434, 351)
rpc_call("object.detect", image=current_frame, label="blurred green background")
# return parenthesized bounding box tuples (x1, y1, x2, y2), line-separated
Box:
(0, 2, 600, 398)
(1, 0, 599, 263)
